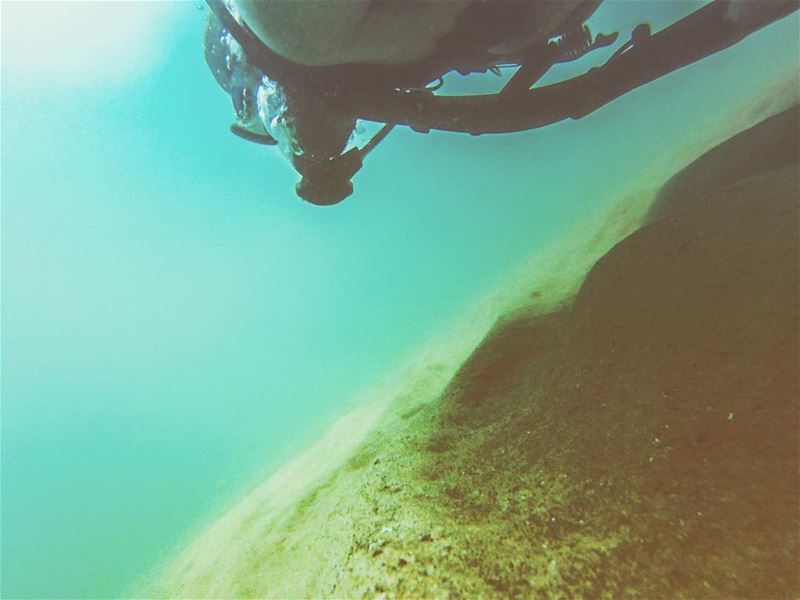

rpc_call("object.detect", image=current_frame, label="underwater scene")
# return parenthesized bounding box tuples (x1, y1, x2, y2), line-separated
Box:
(1, 1, 798, 598)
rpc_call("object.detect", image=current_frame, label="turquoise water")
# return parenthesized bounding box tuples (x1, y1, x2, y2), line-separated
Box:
(1, 2, 797, 597)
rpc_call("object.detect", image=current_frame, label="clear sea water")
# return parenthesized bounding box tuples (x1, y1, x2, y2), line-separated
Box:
(1, 2, 797, 597)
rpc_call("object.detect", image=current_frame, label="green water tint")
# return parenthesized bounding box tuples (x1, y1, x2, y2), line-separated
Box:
(2, 2, 799, 598)
(154, 107, 799, 599)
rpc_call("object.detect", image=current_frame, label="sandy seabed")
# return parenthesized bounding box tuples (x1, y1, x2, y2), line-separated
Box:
(151, 106, 799, 599)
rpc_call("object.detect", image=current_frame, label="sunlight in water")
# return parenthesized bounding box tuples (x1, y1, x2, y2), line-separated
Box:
(2, 1, 182, 87)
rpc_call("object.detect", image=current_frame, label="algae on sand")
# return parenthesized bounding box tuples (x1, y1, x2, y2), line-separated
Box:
(153, 106, 799, 599)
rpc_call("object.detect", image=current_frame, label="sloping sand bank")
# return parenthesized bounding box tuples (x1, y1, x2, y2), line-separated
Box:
(154, 106, 799, 598)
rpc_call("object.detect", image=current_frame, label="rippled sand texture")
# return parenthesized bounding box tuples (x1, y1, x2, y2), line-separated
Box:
(155, 106, 799, 599)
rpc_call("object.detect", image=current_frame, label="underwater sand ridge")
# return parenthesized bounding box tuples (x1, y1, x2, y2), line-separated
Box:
(153, 105, 799, 598)
(151, 188, 659, 598)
